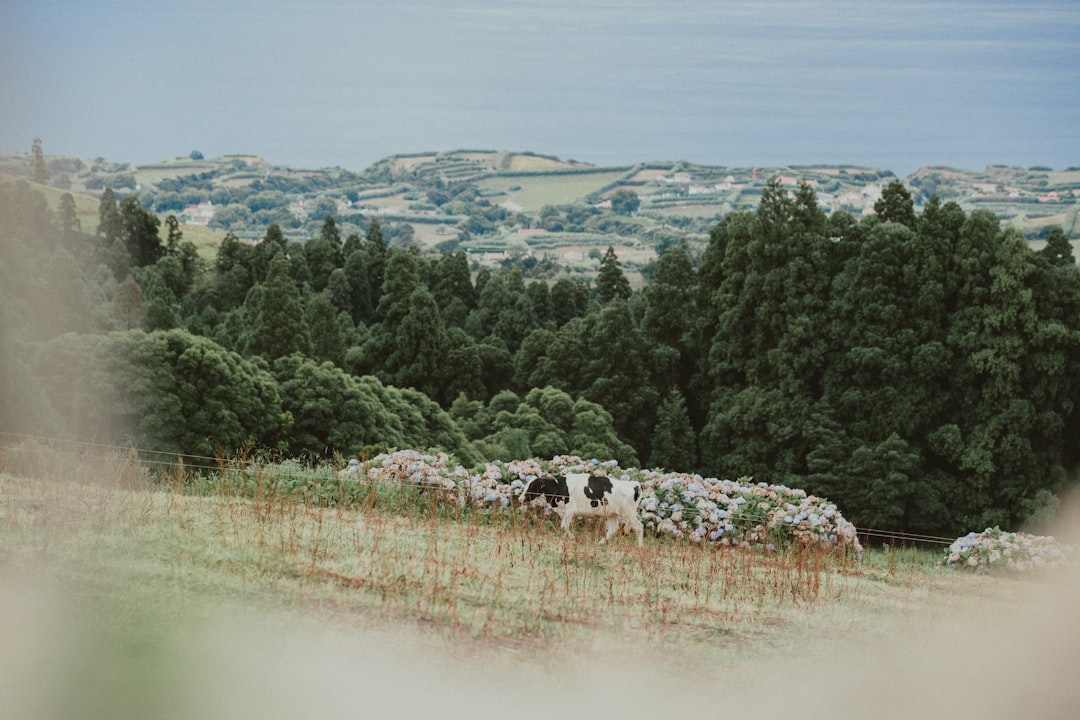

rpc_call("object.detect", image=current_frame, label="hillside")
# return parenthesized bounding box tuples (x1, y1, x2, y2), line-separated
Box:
(3, 150, 1077, 278)
(2, 451, 1078, 719)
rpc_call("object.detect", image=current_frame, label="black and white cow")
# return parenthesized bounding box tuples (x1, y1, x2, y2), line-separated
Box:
(521, 472, 644, 547)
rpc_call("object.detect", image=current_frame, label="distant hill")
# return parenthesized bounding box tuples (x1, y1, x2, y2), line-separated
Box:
(3, 149, 1077, 277)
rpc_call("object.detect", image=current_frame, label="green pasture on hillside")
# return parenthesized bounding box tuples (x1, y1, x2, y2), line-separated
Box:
(477, 170, 626, 212)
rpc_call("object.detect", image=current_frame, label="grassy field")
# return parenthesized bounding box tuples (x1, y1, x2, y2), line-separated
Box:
(2, 443, 1078, 719)
(0, 171, 225, 259)
(477, 170, 627, 212)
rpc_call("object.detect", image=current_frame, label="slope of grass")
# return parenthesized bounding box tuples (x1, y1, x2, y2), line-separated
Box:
(477, 170, 627, 212)
(0, 446, 1015, 653)
(0, 171, 225, 258)
(2, 443, 1077, 719)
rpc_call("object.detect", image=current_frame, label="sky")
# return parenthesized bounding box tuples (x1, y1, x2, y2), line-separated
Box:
(2, 0, 1078, 177)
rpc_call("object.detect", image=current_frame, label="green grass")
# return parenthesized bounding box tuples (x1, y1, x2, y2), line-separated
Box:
(2, 443, 1076, 718)
(477, 171, 627, 212)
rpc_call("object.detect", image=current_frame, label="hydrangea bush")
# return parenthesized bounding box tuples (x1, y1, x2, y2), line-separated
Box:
(945, 527, 1072, 573)
(351, 451, 862, 555)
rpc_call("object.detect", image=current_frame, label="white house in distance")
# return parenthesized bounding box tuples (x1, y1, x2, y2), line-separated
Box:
(181, 201, 216, 226)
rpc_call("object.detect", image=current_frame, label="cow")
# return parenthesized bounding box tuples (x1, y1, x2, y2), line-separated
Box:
(520, 472, 645, 547)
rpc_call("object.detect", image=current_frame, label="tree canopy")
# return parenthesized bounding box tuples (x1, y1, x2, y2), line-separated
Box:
(5, 178, 1080, 537)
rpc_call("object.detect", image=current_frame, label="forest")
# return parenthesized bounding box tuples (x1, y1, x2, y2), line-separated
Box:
(2, 175, 1079, 538)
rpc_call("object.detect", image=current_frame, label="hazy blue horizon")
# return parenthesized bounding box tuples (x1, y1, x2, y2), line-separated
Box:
(2, 0, 1077, 178)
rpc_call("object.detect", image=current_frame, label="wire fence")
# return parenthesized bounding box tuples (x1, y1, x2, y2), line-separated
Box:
(0, 430, 957, 547)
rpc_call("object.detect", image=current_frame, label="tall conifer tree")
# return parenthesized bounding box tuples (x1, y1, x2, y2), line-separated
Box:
(248, 254, 310, 361)
(595, 245, 631, 303)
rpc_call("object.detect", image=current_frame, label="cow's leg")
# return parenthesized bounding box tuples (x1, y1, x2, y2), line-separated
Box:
(630, 514, 644, 547)
(601, 517, 620, 544)
(561, 510, 575, 538)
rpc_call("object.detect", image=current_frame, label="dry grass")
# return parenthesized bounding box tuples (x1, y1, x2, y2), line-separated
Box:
(2, 441, 1078, 719)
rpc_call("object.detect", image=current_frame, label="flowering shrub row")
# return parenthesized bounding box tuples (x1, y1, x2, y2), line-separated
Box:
(353, 450, 863, 555)
(945, 527, 1072, 573)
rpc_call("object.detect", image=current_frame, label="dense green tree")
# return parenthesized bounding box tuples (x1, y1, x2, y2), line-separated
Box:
(824, 222, 934, 440)
(360, 250, 445, 398)
(432, 249, 476, 327)
(164, 214, 183, 253)
(373, 248, 423, 325)
(475, 338, 515, 400)
(392, 386, 482, 465)
(0, 182, 102, 348)
(609, 188, 641, 216)
(538, 205, 564, 232)
(581, 299, 667, 454)
(289, 248, 313, 288)
(324, 267, 353, 315)
(943, 224, 1053, 529)
(595, 245, 632, 303)
(1040, 226, 1074, 266)
(342, 250, 374, 325)
(466, 385, 634, 464)
(811, 220, 953, 530)
(567, 396, 638, 466)
(58, 192, 80, 238)
(648, 389, 696, 471)
(1026, 230, 1080, 492)
(436, 327, 485, 405)
(697, 179, 833, 482)
(873, 179, 918, 230)
(550, 277, 590, 327)
(302, 214, 345, 292)
(213, 232, 256, 310)
(117, 196, 164, 267)
(479, 386, 568, 460)
(642, 242, 697, 393)
(384, 287, 444, 397)
(361, 219, 388, 311)
(97, 187, 123, 246)
(526, 281, 553, 327)
(29, 330, 285, 456)
(468, 267, 537, 353)
(304, 235, 340, 293)
(166, 240, 202, 298)
(838, 433, 922, 529)
(513, 327, 556, 390)
(112, 278, 144, 330)
(449, 393, 489, 441)
(31, 137, 48, 184)
(2, 179, 53, 242)
(142, 276, 179, 331)
(341, 231, 362, 258)
(248, 254, 311, 361)
(252, 222, 290, 281)
(306, 292, 346, 367)
(208, 203, 252, 231)
(273, 353, 395, 458)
